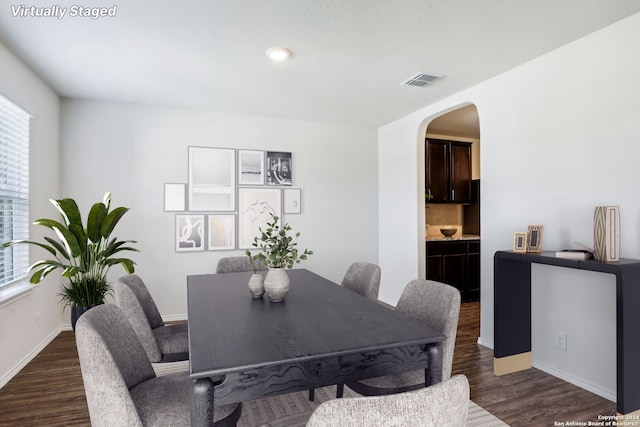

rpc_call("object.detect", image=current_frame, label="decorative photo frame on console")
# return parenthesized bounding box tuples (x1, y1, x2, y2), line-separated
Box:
(513, 232, 527, 253)
(526, 225, 544, 253)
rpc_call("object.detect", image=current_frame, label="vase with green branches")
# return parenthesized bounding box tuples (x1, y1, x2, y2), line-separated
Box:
(2, 192, 138, 329)
(248, 213, 313, 302)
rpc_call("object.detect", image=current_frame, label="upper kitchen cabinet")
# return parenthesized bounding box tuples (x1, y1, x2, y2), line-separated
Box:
(426, 138, 472, 204)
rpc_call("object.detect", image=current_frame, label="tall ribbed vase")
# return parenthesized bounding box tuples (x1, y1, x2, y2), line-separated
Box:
(594, 206, 620, 262)
(264, 268, 290, 302)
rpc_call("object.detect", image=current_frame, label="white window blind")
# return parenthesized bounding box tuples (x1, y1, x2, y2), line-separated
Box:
(0, 95, 30, 288)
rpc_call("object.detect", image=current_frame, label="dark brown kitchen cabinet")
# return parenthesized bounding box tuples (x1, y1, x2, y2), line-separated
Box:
(426, 139, 472, 204)
(426, 240, 480, 302)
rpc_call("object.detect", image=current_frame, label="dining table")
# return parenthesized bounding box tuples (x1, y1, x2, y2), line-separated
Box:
(187, 269, 445, 426)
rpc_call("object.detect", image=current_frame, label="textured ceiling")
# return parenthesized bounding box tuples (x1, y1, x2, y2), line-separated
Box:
(1, 1, 639, 127)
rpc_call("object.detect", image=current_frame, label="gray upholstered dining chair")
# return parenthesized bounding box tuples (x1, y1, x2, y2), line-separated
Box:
(310, 262, 382, 401)
(306, 375, 469, 427)
(341, 262, 381, 301)
(114, 275, 189, 365)
(216, 256, 267, 273)
(343, 279, 461, 397)
(75, 304, 242, 427)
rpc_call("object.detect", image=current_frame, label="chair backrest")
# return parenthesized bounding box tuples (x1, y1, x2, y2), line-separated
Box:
(396, 279, 461, 382)
(216, 256, 267, 273)
(75, 304, 156, 427)
(114, 275, 164, 362)
(341, 262, 381, 301)
(306, 374, 470, 427)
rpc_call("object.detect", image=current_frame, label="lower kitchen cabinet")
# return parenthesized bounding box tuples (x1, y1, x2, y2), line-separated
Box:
(426, 240, 480, 302)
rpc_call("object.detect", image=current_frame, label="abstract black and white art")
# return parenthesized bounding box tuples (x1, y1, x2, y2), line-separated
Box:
(176, 214, 205, 252)
(266, 151, 292, 186)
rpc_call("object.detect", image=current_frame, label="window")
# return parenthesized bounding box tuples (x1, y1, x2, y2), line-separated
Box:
(0, 95, 30, 288)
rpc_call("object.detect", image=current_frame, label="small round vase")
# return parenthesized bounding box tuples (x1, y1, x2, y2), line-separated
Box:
(264, 268, 290, 302)
(248, 272, 265, 299)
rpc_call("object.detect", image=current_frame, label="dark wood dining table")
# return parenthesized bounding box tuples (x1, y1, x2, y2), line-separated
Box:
(187, 269, 445, 426)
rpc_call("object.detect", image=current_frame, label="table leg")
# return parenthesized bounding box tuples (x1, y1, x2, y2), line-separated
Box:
(426, 343, 443, 385)
(191, 377, 214, 427)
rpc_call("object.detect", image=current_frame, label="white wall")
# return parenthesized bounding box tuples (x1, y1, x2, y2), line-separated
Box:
(0, 42, 61, 386)
(378, 12, 640, 400)
(60, 100, 378, 318)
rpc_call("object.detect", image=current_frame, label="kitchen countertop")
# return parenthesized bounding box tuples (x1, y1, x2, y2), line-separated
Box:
(426, 234, 481, 242)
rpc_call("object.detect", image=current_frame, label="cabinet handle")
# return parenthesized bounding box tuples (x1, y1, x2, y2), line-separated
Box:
(452, 189, 455, 200)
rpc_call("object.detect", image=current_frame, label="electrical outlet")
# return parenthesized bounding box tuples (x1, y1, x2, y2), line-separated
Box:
(555, 331, 567, 351)
(35, 312, 40, 330)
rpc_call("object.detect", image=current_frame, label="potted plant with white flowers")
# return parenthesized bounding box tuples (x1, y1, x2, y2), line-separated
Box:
(1, 192, 138, 329)
(248, 213, 313, 302)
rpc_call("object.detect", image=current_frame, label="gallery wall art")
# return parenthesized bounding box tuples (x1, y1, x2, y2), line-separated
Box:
(167, 147, 301, 252)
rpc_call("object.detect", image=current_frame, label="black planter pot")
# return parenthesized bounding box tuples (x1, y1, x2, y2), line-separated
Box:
(71, 304, 102, 331)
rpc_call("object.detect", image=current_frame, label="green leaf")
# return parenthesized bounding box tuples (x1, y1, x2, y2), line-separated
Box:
(52, 198, 83, 227)
(2, 239, 57, 257)
(68, 223, 87, 255)
(29, 264, 59, 284)
(52, 225, 82, 258)
(102, 192, 112, 209)
(34, 218, 68, 231)
(105, 258, 136, 273)
(101, 206, 129, 238)
(87, 202, 107, 243)
(44, 237, 69, 260)
(61, 266, 81, 277)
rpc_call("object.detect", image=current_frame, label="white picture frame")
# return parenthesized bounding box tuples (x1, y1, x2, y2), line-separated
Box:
(164, 183, 186, 211)
(176, 214, 205, 252)
(238, 150, 265, 185)
(188, 147, 236, 211)
(207, 215, 236, 251)
(238, 187, 282, 249)
(283, 188, 301, 214)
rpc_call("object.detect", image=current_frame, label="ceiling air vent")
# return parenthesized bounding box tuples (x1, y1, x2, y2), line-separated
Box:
(401, 72, 443, 88)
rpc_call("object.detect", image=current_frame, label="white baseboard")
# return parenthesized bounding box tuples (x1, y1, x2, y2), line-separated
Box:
(477, 336, 493, 349)
(0, 327, 62, 389)
(163, 314, 187, 322)
(532, 358, 615, 402)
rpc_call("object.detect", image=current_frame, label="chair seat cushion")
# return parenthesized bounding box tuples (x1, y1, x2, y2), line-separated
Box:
(152, 323, 189, 362)
(130, 371, 240, 426)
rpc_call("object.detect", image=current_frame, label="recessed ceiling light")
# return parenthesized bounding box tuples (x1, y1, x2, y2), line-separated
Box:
(266, 47, 292, 61)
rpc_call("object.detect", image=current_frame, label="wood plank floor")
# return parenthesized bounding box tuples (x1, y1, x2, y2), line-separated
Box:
(0, 302, 616, 426)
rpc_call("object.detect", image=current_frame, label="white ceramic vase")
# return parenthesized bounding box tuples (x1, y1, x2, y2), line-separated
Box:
(248, 272, 265, 299)
(264, 268, 290, 302)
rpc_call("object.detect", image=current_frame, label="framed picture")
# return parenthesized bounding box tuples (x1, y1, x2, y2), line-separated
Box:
(513, 232, 527, 253)
(164, 183, 186, 211)
(207, 215, 235, 250)
(283, 188, 301, 214)
(188, 147, 235, 211)
(266, 151, 292, 186)
(526, 225, 544, 253)
(238, 187, 282, 249)
(238, 150, 265, 185)
(176, 214, 205, 252)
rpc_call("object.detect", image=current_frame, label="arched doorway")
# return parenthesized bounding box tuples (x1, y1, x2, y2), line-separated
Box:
(424, 104, 480, 302)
